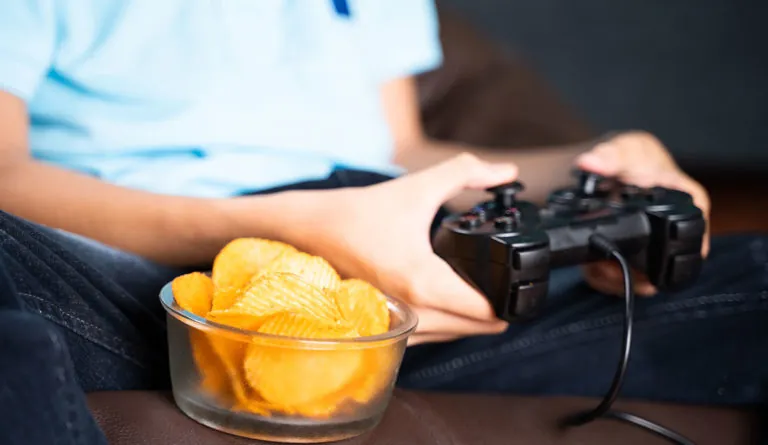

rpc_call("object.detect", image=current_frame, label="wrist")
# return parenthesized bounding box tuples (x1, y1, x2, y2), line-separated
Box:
(211, 189, 338, 253)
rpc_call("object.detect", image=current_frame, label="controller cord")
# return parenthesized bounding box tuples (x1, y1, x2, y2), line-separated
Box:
(560, 234, 696, 445)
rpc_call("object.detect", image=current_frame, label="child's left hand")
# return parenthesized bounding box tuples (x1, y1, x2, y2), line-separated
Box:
(576, 131, 711, 297)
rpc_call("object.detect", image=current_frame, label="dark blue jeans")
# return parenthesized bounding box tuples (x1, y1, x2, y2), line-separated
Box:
(1, 170, 767, 444)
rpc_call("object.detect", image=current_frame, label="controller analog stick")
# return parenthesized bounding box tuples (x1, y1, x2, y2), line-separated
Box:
(576, 171, 605, 196)
(487, 181, 525, 209)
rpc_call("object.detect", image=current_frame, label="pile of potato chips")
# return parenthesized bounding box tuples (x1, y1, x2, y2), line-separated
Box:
(171, 238, 395, 419)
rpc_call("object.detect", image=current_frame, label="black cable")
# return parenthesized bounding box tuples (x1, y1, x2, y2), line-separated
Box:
(559, 233, 696, 445)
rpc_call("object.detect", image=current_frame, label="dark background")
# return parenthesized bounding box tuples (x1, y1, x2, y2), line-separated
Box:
(439, 0, 768, 172)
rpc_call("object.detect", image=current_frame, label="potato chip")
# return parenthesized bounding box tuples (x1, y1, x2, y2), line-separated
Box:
(254, 250, 341, 292)
(209, 272, 343, 326)
(212, 238, 296, 291)
(189, 331, 230, 400)
(332, 279, 390, 336)
(244, 313, 362, 409)
(206, 336, 254, 407)
(172, 272, 214, 317)
(349, 346, 399, 404)
(210, 286, 243, 312)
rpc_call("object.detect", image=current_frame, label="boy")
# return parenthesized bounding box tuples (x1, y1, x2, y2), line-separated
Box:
(0, 1, 765, 443)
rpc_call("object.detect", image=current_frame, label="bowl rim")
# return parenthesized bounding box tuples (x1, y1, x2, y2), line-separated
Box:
(159, 280, 418, 346)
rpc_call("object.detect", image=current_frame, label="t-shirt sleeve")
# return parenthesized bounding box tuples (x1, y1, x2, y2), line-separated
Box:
(0, 0, 57, 102)
(354, 0, 443, 82)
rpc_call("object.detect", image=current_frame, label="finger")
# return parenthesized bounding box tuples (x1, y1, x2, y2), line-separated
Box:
(583, 262, 657, 297)
(576, 141, 631, 178)
(411, 306, 508, 336)
(576, 133, 673, 185)
(406, 153, 518, 204)
(676, 174, 712, 258)
(408, 256, 500, 321)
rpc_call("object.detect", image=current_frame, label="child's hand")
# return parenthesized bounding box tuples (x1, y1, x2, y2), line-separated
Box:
(576, 131, 711, 297)
(287, 154, 517, 345)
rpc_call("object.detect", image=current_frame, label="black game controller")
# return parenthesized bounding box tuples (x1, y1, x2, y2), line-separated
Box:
(433, 170, 706, 322)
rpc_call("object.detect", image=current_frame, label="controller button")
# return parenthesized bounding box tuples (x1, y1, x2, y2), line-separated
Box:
(507, 281, 548, 319)
(668, 253, 702, 286)
(513, 248, 549, 271)
(503, 207, 521, 217)
(470, 207, 487, 223)
(459, 215, 482, 230)
(494, 216, 517, 231)
(671, 219, 706, 240)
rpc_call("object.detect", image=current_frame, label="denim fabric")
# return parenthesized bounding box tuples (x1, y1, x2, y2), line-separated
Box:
(399, 235, 768, 405)
(0, 169, 766, 444)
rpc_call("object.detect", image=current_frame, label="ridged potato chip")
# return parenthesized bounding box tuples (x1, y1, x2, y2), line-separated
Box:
(172, 272, 214, 317)
(189, 331, 230, 400)
(173, 237, 398, 420)
(211, 286, 243, 312)
(254, 251, 341, 292)
(210, 272, 343, 327)
(332, 279, 390, 336)
(212, 238, 296, 291)
(244, 313, 362, 409)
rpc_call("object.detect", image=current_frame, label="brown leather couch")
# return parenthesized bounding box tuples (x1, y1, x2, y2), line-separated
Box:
(86, 8, 764, 445)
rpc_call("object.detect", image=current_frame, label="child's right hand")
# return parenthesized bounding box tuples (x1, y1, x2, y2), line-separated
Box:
(281, 154, 517, 345)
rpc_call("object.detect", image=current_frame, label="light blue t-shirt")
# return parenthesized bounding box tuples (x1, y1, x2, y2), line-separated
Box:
(0, 0, 442, 197)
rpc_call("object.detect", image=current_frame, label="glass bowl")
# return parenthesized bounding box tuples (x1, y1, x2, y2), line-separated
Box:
(159, 280, 418, 443)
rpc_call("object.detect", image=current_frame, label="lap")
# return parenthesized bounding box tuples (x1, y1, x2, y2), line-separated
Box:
(2, 205, 767, 405)
(0, 211, 186, 391)
(399, 233, 768, 405)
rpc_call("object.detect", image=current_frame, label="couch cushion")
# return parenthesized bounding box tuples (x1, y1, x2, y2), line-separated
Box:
(416, 7, 594, 148)
(87, 390, 758, 445)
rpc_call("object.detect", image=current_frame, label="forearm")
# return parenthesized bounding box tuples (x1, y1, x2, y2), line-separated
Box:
(395, 138, 595, 209)
(0, 160, 313, 266)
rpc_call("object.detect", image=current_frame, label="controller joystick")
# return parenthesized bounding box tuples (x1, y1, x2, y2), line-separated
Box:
(433, 173, 705, 322)
(576, 171, 605, 196)
(487, 181, 525, 208)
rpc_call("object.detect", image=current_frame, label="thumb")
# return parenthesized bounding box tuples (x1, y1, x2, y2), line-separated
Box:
(409, 153, 518, 203)
(576, 143, 624, 178)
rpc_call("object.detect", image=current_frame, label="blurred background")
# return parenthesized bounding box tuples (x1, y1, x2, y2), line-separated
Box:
(417, 0, 767, 234)
(427, 0, 768, 171)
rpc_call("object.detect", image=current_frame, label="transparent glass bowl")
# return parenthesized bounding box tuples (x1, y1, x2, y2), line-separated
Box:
(159, 280, 418, 443)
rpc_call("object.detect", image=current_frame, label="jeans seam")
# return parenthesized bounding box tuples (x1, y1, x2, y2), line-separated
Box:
(406, 291, 768, 384)
(47, 329, 83, 444)
(22, 292, 150, 370)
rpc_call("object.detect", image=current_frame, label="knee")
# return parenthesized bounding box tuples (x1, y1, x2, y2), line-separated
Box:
(707, 233, 767, 265)
(0, 310, 68, 365)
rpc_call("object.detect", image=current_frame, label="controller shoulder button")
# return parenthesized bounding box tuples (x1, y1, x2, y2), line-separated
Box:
(512, 248, 549, 271)
(507, 281, 548, 320)
(668, 253, 702, 286)
(671, 218, 706, 240)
